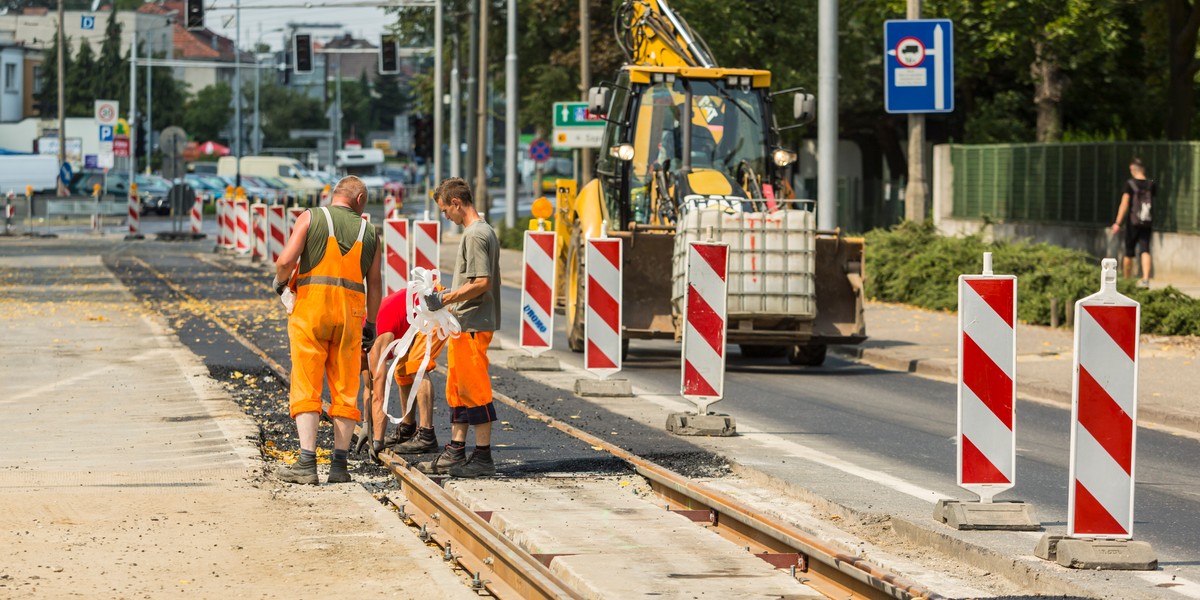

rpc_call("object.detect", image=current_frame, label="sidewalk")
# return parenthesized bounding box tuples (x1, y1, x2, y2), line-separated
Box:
(0, 241, 476, 598)
(834, 301, 1200, 435)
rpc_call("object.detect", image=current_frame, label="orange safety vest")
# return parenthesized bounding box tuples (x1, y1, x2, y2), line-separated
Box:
(286, 206, 369, 421)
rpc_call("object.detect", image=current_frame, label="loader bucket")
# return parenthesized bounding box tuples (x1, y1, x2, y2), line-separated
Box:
(812, 235, 867, 344)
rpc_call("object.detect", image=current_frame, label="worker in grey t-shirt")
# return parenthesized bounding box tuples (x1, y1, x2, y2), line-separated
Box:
(417, 177, 502, 478)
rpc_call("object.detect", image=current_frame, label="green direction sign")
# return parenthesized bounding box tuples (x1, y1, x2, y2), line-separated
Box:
(553, 102, 604, 128)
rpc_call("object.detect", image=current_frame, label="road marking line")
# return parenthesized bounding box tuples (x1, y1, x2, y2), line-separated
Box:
(1136, 572, 1200, 599)
(3, 348, 167, 405)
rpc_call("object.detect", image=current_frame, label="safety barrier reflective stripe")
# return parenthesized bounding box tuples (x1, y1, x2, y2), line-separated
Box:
(585, 237, 622, 378)
(127, 191, 140, 236)
(190, 195, 203, 235)
(957, 252, 1017, 501)
(251, 203, 268, 261)
(287, 207, 305, 241)
(519, 230, 556, 354)
(1068, 258, 1140, 539)
(680, 241, 728, 415)
(413, 220, 440, 272)
(384, 218, 410, 297)
(234, 200, 250, 254)
(384, 195, 397, 220)
(268, 205, 286, 264)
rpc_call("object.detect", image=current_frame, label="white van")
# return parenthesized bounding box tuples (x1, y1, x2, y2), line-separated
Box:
(217, 156, 324, 194)
(0, 154, 58, 194)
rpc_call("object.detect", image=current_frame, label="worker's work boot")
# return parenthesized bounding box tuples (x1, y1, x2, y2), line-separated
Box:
(392, 427, 438, 454)
(417, 443, 466, 475)
(327, 460, 352, 484)
(448, 448, 496, 478)
(384, 422, 417, 448)
(275, 456, 318, 485)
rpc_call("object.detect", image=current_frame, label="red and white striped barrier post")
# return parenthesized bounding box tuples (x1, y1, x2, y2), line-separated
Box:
(267, 205, 286, 264)
(251, 203, 268, 262)
(935, 253, 1036, 530)
(384, 194, 397, 220)
(585, 232, 623, 378)
(361, 213, 372, 223)
(680, 241, 728, 415)
(125, 183, 143, 240)
(287, 207, 305, 240)
(1035, 258, 1156, 569)
(518, 228, 556, 355)
(190, 195, 203, 235)
(234, 199, 250, 255)
(412, 215, 440, 272)
(383, 217, 410, 297)
(221, 199, 235, 249)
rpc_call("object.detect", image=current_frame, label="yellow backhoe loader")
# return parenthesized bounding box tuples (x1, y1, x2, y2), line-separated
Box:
(555, 0, 865, 366)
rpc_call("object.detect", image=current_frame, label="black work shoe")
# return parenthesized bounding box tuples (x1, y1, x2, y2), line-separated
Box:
(448, 451, 496, 478)
(275, 458, 318, 485)
(327, 460, 352, 484)
(369, 440, 386, 464)
(392, 430, 438, 455)
(417, 446, 466, 475)
(384, 423, 417, 447)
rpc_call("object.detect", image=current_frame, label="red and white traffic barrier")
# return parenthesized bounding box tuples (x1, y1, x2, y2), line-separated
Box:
(384, 194, 397, 220)
(268, 205, 286, 264)
(519, 229, 557, 354)
(361, 213, 372, 223)
(215, 199, 227, 247)
(234, 199, 250, 254)
(957, 252, 1017, 502)
(384, 217, 409, 296)
(585, 236, 623, 378)
(251, 203, 268, 262)
(190, 195, 203, 235)
(287, 207, 305, 240)
(126, 189, 141, 238)
(680, 242, 729, 414)
(413, 218, 440, 272)
(1068, 258, 1140, 539)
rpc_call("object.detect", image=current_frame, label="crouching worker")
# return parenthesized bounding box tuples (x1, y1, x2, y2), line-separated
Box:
(272, 176, 381, 485)
(366, 285, 449, 458)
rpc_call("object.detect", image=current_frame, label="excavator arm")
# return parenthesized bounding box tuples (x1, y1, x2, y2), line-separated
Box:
(615, 0, 718, 68)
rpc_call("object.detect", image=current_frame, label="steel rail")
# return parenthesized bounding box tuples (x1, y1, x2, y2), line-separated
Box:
(378, 453, 584, 600)
(488, 389, 947, 600)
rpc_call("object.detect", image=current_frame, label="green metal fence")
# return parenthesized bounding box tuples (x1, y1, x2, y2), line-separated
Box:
(950, 142, 1200, 234)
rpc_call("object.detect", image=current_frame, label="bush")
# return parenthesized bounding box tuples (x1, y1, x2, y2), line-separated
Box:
(865, 221, 1200, 336)
(492, 220, 530, 251)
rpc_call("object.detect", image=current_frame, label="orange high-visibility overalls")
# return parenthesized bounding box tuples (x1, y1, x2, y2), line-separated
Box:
(288, 206, 369, 421)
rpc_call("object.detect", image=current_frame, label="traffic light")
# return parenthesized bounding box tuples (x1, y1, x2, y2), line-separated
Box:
(379, 35, 399, 75)
(293, 33, 314, 74)
(185, 0, 204, 30)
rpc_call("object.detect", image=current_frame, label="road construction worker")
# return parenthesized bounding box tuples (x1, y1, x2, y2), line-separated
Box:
(418, 177, 502, 478)
(366, 285, 449, 458)
(272, 175, 382, 485)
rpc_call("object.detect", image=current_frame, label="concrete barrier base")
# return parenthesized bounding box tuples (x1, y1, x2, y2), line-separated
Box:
(505, 355, 561, 371)
(666, 413, 736, 437)
(157, 232, 207, 242)
(933, 499, 1040, 531)
(1034, 534, 1157, 570)
(124, 233, 144, 240)
(574, 378, 633, 397)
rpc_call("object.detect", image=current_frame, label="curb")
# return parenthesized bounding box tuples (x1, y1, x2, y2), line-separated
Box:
(830, 345, 1200, 437)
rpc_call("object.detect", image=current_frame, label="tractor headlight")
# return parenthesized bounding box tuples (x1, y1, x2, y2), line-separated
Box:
(772, 148, 798, 167)
(610, 143, 635, 162)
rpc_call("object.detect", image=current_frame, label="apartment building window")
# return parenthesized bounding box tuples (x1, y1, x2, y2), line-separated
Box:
(32, 66, 43, 94)
(4, 63, 16, 94)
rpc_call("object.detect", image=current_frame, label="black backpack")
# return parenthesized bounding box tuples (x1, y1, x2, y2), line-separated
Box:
(1129, 179, 1154, 226)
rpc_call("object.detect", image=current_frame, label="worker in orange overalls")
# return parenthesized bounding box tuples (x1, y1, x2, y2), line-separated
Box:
(417, 177, 502, 478)
(272, 176, 382, 485)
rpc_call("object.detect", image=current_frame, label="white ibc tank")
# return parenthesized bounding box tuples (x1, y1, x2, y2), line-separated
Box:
(671, 202, 816, 319)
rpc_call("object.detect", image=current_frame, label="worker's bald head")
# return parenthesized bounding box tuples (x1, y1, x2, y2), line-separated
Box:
(332, 176, 368, 212)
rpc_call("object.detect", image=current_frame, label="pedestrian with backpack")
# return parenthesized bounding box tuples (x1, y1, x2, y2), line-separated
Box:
(1111, 157, 1155, 288)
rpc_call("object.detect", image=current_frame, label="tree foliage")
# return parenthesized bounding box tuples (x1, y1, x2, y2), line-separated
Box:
(184, 83, 233, 143)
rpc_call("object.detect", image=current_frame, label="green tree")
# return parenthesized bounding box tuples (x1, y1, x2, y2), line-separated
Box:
(256, 81, 325, 148)
(96, 8, 128, 103)
(68, 39, 97, 116)
(1164, 0, 1200, 138)
(34, 33, 68, 117)
(184, 83, 233, 143)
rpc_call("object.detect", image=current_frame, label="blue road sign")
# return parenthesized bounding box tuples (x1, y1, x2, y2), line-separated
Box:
(81, 15, 95, 30)
(85, 155, 99, 169)
(529, 139, 551, 163)
(99, 125, 114, 142)
(884, 19, 954, 114)
(59, 162, 73, 185)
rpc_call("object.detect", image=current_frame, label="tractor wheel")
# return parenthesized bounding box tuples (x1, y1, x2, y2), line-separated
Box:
(787, 343, 828, 367)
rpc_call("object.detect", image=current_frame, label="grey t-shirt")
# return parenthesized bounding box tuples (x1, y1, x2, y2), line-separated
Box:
(452, 219, 502, 332)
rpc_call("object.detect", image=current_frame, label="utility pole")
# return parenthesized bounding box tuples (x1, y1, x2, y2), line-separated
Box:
(56, 0, 65, 195)
(504, 0, 517, 228)
(449, 33, 461, 178)
(130, 29, 137, 187)
(465, 0, 478, 188)
(474, 0, 489, 216)
(817, 0, 838, 230)
(904, 0, 927, 222)
(433, 0, 444, 186)
(335, 57, 342, 154)
(578, 0, 592, 186)
(234, 0, 242, 186)
(146, 35, 152, 175)
(253, 53, 261, 155)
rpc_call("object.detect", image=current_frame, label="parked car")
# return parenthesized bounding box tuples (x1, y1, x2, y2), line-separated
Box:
(538, 157, 573, 194)
(185, 174, 229, 199)
(135, 175, 172, 216)
(217, 156, 324, 196)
